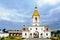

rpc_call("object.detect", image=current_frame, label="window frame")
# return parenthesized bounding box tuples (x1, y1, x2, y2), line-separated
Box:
(46, 33, 48, 36)
(36, 28, 38, 30)
(25, 33, 27, 36)
(30, 28, 32, 30)
(30, 33, 32, 36)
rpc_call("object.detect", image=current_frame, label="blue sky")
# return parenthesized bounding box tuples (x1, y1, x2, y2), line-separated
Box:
(0, 0, 60, 30)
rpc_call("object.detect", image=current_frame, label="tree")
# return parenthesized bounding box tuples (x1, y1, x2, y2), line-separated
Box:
(57, 30, 60, 34)
(0, 29, 1, 31)
(51, 30, 60, 37)
(2, 28, 6, 33)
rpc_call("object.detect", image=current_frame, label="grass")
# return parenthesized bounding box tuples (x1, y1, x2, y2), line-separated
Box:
(0, 36, 22, 40)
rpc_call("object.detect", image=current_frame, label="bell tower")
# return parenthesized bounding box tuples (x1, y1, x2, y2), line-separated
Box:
(32, 6, 40, 26)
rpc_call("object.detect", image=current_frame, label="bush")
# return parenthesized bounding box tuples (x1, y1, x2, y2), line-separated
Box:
(0, 36, 22, 40)
(10, 36, 15, 39)
(1, 37, 5, 40)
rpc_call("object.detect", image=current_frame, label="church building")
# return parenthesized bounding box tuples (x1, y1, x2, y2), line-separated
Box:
(22, 6, 51, 38)
(8, 6, 51, 38)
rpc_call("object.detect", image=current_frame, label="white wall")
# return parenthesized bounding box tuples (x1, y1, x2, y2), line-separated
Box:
(22, 32, 29, 38)
(22, 26, 51, 38)
(44, 32, 51, 38)
(0, 33, 9, 37)
(29, 26, 45, 33)
(32, 16, 40, 26)
(28, 26, 45, 38)
(32, 16, 40, 22)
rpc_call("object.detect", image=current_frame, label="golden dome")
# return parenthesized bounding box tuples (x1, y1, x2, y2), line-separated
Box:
(32, 10, 40, 16)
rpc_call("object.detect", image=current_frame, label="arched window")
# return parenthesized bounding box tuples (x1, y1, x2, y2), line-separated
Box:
(46, 28, 48, 31)
(30, 28, 32, 30)
(36, 28, 37, 30)
(30, 33, 32, 35)
(46, 33, 48, 36)
(35, 17, 37, 22)
(25, 33, 27, 36)
(40, 33, 43, 36)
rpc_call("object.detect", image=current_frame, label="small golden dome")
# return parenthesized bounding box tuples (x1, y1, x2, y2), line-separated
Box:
(32, 10, 40, 16)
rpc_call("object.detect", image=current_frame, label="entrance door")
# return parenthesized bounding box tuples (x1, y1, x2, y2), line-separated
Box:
(33, 31, 39, 38)
(40, 33, 43, 38)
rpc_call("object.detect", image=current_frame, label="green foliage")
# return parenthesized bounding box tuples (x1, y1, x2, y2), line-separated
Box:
(10, 36, 15, 39)
(0, 36, 22, 40)
(51, 30, 60, 37)
(1, 37, 5, 40)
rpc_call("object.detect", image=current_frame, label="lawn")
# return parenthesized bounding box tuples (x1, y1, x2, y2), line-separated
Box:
(0, 36, 22, 40)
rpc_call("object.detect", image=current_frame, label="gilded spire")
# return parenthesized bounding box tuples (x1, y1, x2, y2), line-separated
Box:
(32, 10, 39, 16)
(32, 3, 40, 16)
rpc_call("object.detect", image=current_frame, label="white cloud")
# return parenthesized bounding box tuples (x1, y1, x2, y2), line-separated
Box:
(0, 6, 30, 23)
(35, 0, 60, 24)
(37, 0, 60, 6)
(48, 7, 60, 16)
(41, 6, 60, 23)
(41, 6, 60, 17)
(41, 7, 60, 18)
